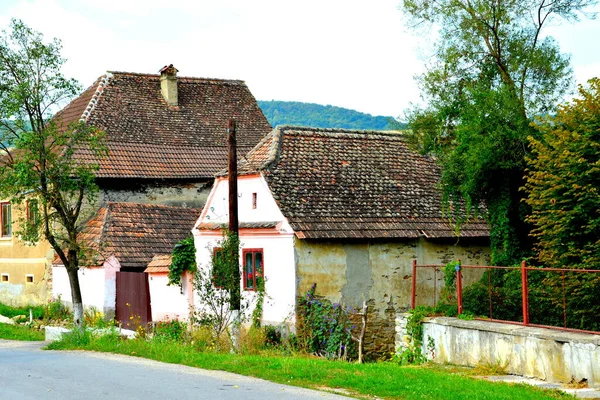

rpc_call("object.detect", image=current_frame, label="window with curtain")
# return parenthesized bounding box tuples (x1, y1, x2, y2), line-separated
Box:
(243, 249, 263, 291)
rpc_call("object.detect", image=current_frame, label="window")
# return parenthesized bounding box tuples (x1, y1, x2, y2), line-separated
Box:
(26, 199, 39, 225)
(252, 192, 257, 209)
(1, 202, 11, 237)
(243, 249, 263, 291)
(26, 274, 34, 283)
(1, 274, 8, 282)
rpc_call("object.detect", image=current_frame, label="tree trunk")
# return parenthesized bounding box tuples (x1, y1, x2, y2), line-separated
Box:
(66, 264, 84, 328)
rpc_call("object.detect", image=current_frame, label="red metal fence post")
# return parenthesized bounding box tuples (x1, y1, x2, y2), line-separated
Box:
(456, 260, 463, 315)
(521, 260, 529, 325)
(411, 259, 417, 310)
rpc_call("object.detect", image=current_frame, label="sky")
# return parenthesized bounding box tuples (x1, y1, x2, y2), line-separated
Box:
(1, 0, 599, 118)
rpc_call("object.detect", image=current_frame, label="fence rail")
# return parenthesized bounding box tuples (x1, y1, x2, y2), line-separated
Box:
(410, 260, 600, 335)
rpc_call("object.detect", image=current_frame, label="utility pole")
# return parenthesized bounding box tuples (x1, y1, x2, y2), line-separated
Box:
(227, 119, 241, 311)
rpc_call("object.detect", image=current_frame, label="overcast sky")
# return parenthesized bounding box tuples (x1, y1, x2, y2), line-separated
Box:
(1, 0, 599, 118)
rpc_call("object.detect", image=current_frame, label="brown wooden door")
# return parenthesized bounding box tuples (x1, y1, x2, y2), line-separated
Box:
(115, 272, 152, 329)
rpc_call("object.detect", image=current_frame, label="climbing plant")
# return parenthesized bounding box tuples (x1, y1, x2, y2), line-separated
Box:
(168, 236, 196, 286)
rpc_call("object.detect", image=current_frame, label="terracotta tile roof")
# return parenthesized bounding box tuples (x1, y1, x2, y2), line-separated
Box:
(145, 255, 172, 273)
(80, 202, 199, 269)
(55, 71, 271, 179)
(237, 126, 489, 239)
(196, 221, 280, 230)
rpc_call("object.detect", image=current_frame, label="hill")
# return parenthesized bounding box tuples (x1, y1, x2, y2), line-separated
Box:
(257, 101, 406, 131)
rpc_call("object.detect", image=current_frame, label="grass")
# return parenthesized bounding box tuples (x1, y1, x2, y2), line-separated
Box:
(0, 323, 45, 341)
(47, 333, 573, 400)
(0, 303, 44, 319)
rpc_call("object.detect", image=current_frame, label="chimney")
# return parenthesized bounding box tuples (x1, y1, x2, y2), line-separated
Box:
(159, 64, 178, 106)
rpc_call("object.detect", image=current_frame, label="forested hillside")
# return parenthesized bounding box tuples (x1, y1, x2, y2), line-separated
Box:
(257, 101, 406, 131)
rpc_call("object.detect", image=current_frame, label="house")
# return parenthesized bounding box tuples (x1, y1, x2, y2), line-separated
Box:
(52, 202, 199, 323)
(193, 126, 491, 357)
(2, 64, 271, 308)
(0, 199, 53, 306)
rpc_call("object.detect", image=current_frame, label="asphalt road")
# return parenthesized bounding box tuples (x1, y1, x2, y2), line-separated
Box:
(0, 340, 352, 400)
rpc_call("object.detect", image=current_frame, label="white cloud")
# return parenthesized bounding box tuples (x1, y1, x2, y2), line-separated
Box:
(0, 0, 598, 117)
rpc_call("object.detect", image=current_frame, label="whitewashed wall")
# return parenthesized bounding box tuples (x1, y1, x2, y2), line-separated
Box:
(52, 256, 120, 317)
(194, 175, 296, 326)
(148, 271, 193, 321)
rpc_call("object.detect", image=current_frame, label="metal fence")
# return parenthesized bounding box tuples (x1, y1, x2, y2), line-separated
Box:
(410, 260, 600, 335)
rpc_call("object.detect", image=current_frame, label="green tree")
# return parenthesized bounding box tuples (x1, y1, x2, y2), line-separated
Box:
(523, 79, 600, 330)
(401, 0, 595, 265)
(525, 78, 600, 269)
(0, 19, 106, 327)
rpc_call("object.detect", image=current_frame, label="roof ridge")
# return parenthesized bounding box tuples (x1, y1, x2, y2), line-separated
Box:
(276, 125, 406, 139)
(80, 73, 112, 122)
(107, 70, 245, 84)
(105, 201, 199, 211)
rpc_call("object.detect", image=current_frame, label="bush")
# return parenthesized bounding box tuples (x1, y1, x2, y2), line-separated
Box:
(152, 319, 187, 343)
(263, 325, 282, 347)
(296, 284, 355, 360)
(44, 297, 70, 321)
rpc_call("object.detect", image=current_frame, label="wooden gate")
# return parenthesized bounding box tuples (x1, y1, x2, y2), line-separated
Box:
(115, 272, 151, 329)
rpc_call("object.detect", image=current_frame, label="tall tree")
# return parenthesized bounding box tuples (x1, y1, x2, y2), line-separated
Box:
(525, 78, 600, 270)
(0, 19, 106, 326)
(401, 0, 595, 265)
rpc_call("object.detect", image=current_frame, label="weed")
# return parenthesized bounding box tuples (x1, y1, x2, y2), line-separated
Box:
(472, 359, 509, 376)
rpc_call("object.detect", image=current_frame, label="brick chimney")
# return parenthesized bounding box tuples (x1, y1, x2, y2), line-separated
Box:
(159, 64, 178, 106)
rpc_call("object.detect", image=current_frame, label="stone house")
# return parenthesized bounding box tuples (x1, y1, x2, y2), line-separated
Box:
(2, 64, 270, 307)
(193, 126, 491, 358)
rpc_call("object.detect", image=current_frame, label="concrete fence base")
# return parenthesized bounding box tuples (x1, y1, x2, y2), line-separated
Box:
(396, 314, 600, 387)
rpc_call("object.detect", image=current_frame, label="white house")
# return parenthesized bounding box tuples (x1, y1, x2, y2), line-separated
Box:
(193, 174, 297, 326)
(193, 126, 491, 357)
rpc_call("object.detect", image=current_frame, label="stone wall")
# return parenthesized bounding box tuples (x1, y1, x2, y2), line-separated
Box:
(97, 179, 212, 209)
(295, 237, 491, 360)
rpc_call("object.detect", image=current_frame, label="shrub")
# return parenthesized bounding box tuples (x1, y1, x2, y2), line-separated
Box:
(296, 284, 355, 360)
(153, 319, 187, 343)
(45, 296, 70, 321)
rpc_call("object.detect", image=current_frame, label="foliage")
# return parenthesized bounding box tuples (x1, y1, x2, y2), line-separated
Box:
(258, 100, 407, 131)
(168, 236, 197, 286)
(401, 0, 595, 265)
(525, 78, 600, 270)
(47, 333, 573, 400)
(295, 284, 355, 360)
(395, 306, 433, 365)
(263, 324, 282, 347)
(0, 19, 107, 326)
(152, 319, 187, 343)
(0, 322, 45, 341)
(0, 302, 44, 319)
(44, 296, 71, 321)
(192, 230, 265, 342)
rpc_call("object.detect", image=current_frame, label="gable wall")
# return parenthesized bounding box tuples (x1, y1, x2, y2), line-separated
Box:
(295, 238, 491, 359)
(193, 175, 296, 325)
(98, 179, 212, 209)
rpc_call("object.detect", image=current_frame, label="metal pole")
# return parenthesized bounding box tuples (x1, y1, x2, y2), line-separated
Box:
(456, 260, 463, 315)
(227, 119, 240, 311)
(521, 260, 529, 325)
(411, 259, 417, 309)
